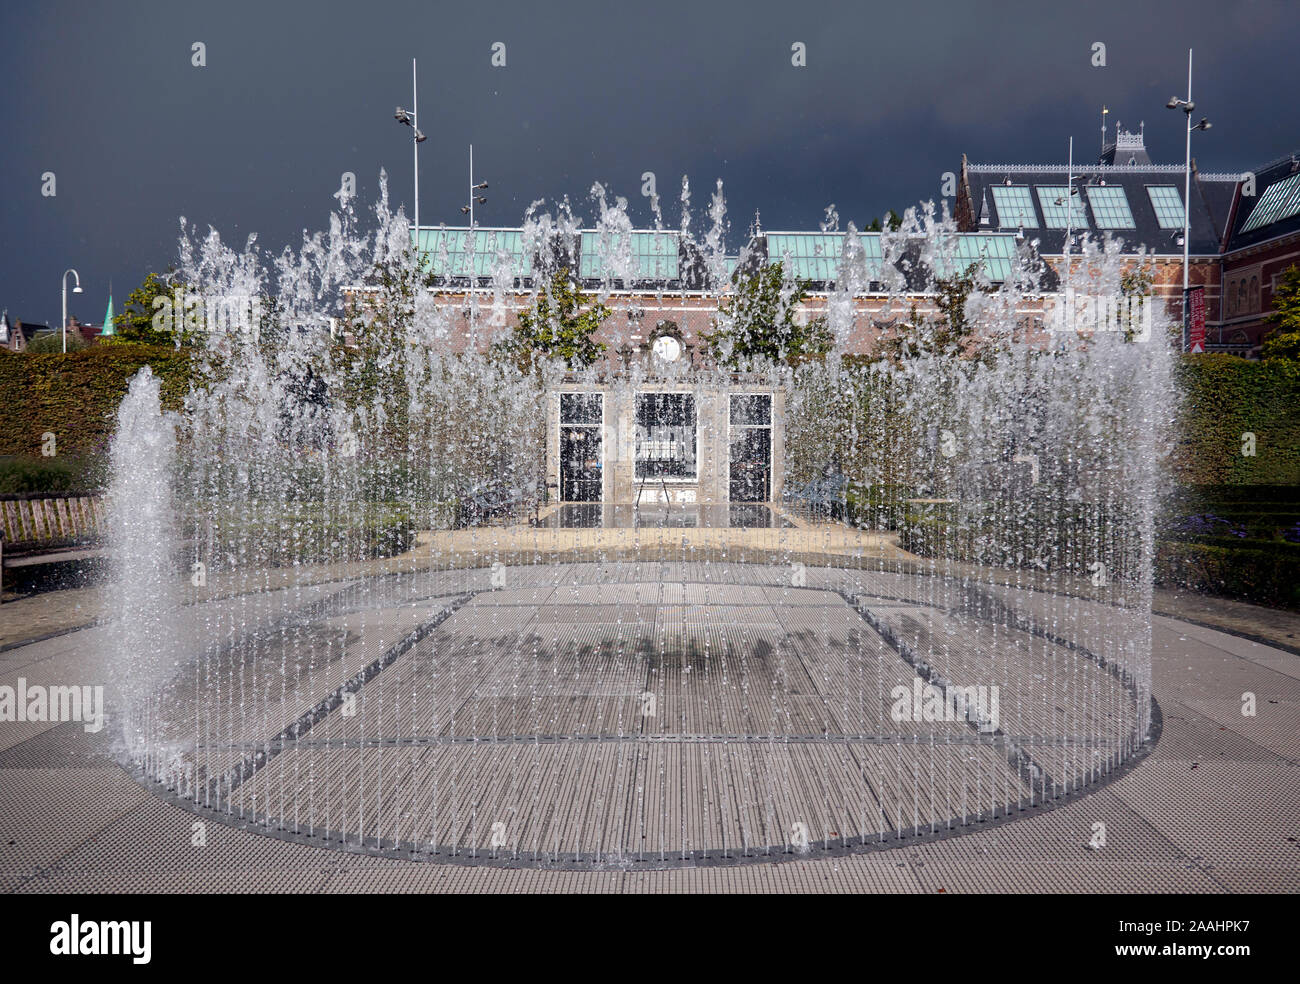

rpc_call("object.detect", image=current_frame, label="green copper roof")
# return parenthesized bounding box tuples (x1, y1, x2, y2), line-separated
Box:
(413, 228, 533, 279)
(765, 233, 885, 282)
(933, 233, 1019, 282)
(408, 226, 1021, 287)
(578, 231, 679, 280)
(101, 295, 115, 336)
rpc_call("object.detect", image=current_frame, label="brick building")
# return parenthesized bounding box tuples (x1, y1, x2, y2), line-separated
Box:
(1217, 154, 1300, 352)
(1, 317, 51, 352)
(957, 127, 1300, 356)
(406, 225, 1057, 364)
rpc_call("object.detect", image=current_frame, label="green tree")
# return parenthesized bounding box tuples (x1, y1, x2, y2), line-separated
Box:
(1261, 264, 1300, 360)
(864, 210, 903, 232)
(111, 271, 184, 345)
(1121, 265, 1154, 343)
(701, 261, 832, 368)
(875, 264, 981, 363)
(25, 330, 87, 353)
(502, 268, 609, 369)
(336, 248, 430, 433)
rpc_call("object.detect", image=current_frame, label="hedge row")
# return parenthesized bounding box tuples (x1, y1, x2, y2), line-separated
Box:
(0, 455, 98, 494)
(180, 503, 419, 568)
(1154, 540, 1300, 611)
(1173, 484, 1300, 504)
(898, 512, 1140, 578)
(0, 345, 195, 460)
(1172, 355, 1300, 485)
(1171, 534, 1300, 556)
(901, 516, 1300, 612)
(2, 346, 1296, 483)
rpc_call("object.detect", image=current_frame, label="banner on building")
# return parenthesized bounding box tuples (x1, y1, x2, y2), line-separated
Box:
(1185, 286, 1206, 353)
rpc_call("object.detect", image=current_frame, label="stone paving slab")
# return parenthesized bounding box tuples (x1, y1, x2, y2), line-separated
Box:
(1107, 761, 1300, 868)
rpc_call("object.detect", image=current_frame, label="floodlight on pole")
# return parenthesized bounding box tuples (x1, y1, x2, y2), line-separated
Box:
(464, 145, 490, 228)
(1166, 48, 1210, 350)
(391, 60, 422, 242)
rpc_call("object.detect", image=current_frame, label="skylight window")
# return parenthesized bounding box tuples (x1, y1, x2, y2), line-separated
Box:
(991, 186, 1038, 228)
(1146, 186, 1185, 229)
(765, 233, 884, 282)
(1085, 186, 1135, 229)
(934, 234, 1018, 282)
(1036, 186, 1089, 229)
(579, 231, 679, 280)
(414, 228, 531, 279)
(1240, 172, 1300, 233)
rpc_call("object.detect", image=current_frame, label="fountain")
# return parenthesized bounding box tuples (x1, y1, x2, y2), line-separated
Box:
(107, 177, 1169, 866)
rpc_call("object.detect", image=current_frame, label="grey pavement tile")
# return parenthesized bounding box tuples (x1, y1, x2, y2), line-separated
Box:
(2, 562, 1296, 893)
(0, 768, 149, 877)
(910, 860, 1224, 894)
(1109, 761, 1300, 867)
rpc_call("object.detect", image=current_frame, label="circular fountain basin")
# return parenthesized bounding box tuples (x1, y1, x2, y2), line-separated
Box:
(131, 561, 1152, 868)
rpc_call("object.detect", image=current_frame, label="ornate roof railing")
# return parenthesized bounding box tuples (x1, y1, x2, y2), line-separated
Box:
(968, 163, 1244, 181)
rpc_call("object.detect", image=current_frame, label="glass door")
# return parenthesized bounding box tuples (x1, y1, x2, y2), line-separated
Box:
(559, 393, 603, 502)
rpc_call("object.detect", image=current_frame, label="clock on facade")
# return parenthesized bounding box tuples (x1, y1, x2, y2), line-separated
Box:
(651, 333, 682, 362)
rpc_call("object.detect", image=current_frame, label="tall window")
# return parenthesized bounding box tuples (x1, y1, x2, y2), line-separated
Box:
(560, 392, 602, 425)
(635, 393, 696, 479)
(559, 393, 603, 502)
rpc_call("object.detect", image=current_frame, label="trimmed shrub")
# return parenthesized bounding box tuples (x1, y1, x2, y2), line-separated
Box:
(1172, 356, 1300, 485)
(0, 455, 101, 494)
(1155, 540, 1300, 610)
(846, 483, 917, 530)
(0, 345, 195, 461)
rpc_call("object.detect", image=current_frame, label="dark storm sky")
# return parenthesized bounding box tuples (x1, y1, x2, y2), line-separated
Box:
(2, 0, 1297, 326)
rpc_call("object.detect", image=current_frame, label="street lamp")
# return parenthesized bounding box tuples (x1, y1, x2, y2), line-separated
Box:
(393, 58, 427, 241)
(61, 268, 83, 354)
(1166, 48, 1211, 348)
(1055, 137, 1084, 287)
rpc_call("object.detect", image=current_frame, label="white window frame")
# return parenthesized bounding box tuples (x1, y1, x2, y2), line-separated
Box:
(558, 391, 605, 501)
(634, 390, 699, 483)
(727, 392, 774, 503)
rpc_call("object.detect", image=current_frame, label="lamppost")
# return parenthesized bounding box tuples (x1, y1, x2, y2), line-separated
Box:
(460, 144, 488, 226)
(1054, 137, 1085, 287)
(457, 146, 490, 343)
(393, 58, 427, 239)
(61, 268, 83, 353)
(1166, 48, 1211, 347)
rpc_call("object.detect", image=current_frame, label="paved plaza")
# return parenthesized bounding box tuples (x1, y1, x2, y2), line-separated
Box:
(1, 519, 1298, 893)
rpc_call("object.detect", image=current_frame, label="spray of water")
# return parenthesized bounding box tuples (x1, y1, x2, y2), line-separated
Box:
(106, 176, 1171, 865)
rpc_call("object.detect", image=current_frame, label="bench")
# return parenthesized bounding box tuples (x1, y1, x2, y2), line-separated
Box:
(0, 493, 107, 596)
(782, 473, 849, 520)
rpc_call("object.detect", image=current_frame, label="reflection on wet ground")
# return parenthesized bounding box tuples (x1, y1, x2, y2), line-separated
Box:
(541, 503, 796, 529)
